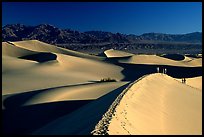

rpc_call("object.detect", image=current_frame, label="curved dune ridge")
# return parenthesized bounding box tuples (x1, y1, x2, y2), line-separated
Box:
(2, 41, 125, 95)
(2, 42, 38, 57)
(92, 73, 201, 135)
(2, 54, 124, 94)
(2, 82, 128, 109)
(103, 49, 202, 67)
(160, 54, 185, 61)
(19, 52, 57, 63)
(118, 54, 202, 67)
(104, 49, 134, 58)
(11, 40, 104, 60)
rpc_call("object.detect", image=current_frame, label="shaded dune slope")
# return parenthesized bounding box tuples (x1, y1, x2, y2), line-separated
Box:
(19, 52, 57, 63)
(160, 54, 185, 61)
(3, 82, 128, 135)
(119, 63, 202, 81)
(3, 82, 128, 108)
(8, 84, 130, 135)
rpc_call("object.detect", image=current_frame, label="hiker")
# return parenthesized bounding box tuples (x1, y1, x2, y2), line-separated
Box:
(164, 68, 167, 74)
(181, 78, 185, 83)
(183, 78, 186, 84)
(157, 67, 159, 73)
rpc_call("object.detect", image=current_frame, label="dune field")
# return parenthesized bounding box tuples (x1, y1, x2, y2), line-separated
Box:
(2, 40, 202, 135)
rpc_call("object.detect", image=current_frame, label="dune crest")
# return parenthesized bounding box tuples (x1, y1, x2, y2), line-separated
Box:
(118, 54, 202, 67)
(105, 74, 202, 135)
(104, 49, 134, 58)
(11, 40, 104, 60)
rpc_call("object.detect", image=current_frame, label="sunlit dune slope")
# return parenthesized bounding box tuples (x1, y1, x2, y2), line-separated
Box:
(104, 49, 134, 58)
(118, 54, 202, 67)
(3, 55, 124, 95)
(175, 76, 202, 90)
(107, 73, 202, 135)
(2, 41, 125, 95)
(2, 42, 38, 57)
(11, 40, 104, 60)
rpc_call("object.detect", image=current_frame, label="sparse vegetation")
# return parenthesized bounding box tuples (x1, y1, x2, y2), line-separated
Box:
(100, 78, 117, 82)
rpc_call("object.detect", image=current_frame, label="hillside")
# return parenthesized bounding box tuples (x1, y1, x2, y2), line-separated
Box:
(2, 24, 202, 44)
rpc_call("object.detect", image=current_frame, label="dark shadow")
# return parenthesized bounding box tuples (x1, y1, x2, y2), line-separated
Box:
(104, 57, 202, 81)
(160, 54, 185, 61)
(2, 81, 129, 135)
(88, 80, 117, 83)
(3, 100, 93, 135)
(185, 54, 202, 58)
(32, 83, 130, 135)
(3, 82, 98, 109)
(119, 64, 202, 81)
(18, 52, 57, 63)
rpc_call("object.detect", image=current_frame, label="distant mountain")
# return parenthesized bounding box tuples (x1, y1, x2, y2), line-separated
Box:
(84, 31, 129, 43)
(2, 24, 202, 44)
(2, 24, 99, 44)
(137, 32, 202, 43)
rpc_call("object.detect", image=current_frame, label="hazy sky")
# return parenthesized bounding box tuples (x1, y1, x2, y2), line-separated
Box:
(2, 2, 202, 35)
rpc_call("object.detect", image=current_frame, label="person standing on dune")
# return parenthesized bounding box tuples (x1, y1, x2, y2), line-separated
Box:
(162, 68, 165, 74)
(164, 68, 167, 74)
(157, 67, 159, 73)
(184, 78, 186, 84)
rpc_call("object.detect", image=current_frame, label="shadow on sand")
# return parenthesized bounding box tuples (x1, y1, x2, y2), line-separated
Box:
(18, 52, 57, 63)
(120, 64, 202, 81)
(3, 82, 99, 109)
(3, 82, 103, 135)
(160, 54, 185, 61)
(3, 100, 93, 135)
(104, 57, 202, 81)
(32, 83, 130, 135)
(3, 82, 130, 135)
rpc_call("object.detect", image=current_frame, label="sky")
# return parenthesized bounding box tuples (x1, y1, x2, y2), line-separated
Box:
(2, 2, 202, 35)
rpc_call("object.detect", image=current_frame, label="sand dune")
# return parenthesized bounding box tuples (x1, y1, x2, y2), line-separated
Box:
(175, 76, 202, 90)
(2, 41, 124, 95)
(2, 42, 38, 57)
(11, 40, 104, 60)
(2, 82, 128, 108)
(105, 74, 202, 135)
(32, 83, 129, 135)
(118, 54, 202, 67)
(104, 49, 134, 58)
(2, 54, 124, 94)
(2, 40, 202, 135)
(160, 54, 185, 61)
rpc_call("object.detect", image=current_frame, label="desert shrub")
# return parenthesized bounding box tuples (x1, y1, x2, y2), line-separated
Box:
(100, 78, 117, 82)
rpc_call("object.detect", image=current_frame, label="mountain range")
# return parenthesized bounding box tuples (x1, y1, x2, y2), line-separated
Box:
(2, 24, 202, 45)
